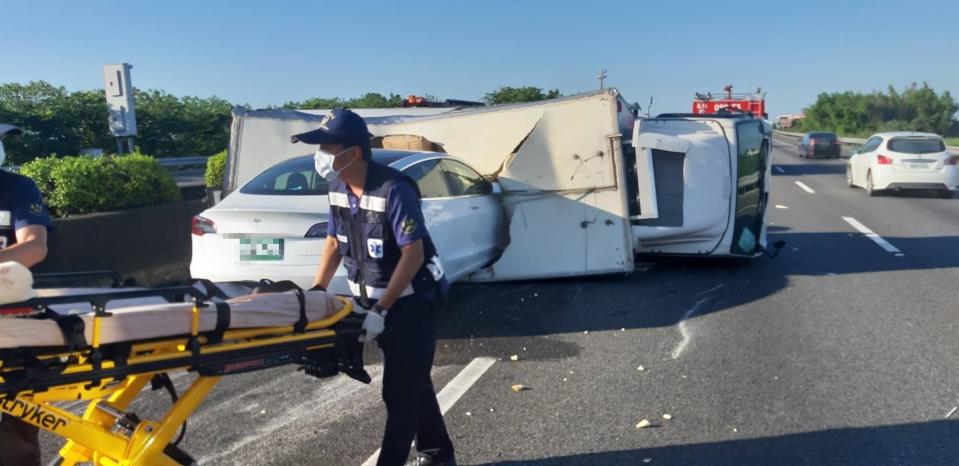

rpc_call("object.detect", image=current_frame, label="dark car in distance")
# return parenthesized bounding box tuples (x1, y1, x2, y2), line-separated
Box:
(799, 132, 841, 158)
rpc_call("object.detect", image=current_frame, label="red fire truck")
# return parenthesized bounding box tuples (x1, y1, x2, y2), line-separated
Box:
(692, 85, 767, 119)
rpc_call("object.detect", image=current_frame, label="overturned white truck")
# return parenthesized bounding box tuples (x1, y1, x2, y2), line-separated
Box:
(222, 89, 773, 282)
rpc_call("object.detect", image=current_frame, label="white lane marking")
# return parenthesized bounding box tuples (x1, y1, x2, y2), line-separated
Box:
(842, 216, 903, 255)
(671, 298, 712, 360)
(361, 357, 497, 466)
(794, 181, 815, 194)
(775, 205, 788, 209)
(775, 166, 786, 174)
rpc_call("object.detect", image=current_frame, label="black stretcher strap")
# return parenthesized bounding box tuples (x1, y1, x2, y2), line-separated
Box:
(250, 280, 308, 333)
(44, 311, 88, 351)
(207, 301, 231, 344)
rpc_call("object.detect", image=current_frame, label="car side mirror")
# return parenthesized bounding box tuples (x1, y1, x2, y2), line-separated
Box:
(491, 181, 503, 195)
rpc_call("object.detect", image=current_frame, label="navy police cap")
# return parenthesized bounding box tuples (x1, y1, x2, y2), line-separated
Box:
(291, 108, 373, 146)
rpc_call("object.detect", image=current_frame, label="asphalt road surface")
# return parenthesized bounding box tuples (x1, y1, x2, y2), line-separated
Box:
(42, 138, 959, 465)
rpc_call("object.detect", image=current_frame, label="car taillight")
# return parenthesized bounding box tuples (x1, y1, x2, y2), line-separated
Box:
(877, 155, 893, 165)
(305, 222, 329, 238)
(191, 215, 217, 236)
(946, 156, 959, 166)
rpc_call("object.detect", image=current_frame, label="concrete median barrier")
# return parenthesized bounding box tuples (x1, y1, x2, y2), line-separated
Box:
(33, 200, 208, 285)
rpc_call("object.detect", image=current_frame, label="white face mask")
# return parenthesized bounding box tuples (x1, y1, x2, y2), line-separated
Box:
(314, 147, 355, 182)
(0, 142, 6, 167)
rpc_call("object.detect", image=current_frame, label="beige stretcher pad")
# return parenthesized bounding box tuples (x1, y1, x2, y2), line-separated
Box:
(0, 291, 344, 349)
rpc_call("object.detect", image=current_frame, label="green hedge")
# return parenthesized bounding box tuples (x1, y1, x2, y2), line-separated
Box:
(205, 150, 227, 189)
(20, 154, 181, 217)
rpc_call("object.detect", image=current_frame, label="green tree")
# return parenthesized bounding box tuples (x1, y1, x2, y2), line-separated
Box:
(0, 82, 113, 163)
(135, 89, 232, 157)
(0, 81, 233, 162)
(483, 86, 561, 105)
(799, 83, 958, 136)
(283, 92, 406, 110)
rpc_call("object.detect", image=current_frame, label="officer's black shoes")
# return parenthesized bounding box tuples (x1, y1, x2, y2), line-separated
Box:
(409, 449, 457, 466)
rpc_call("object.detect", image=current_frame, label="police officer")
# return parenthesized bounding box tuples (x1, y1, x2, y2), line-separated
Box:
(0, 124, 53, 466)
(297, 109, 456, 466)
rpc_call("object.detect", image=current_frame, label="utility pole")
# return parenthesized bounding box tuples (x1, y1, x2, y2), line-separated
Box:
(597, 68, 607, 90)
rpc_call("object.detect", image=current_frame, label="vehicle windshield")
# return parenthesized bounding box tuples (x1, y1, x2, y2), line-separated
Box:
(888, 137, 946, 154)
(239, 155, 329, 195)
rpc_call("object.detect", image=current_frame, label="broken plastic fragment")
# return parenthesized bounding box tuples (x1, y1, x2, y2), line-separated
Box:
(466, 411, 472, 416)
(636, 419, 651, 429)
(662, 414, 672, 420)
(511, 384, 529, 392)
(637, 366, 645, 371)
(510, 355, 519, 361)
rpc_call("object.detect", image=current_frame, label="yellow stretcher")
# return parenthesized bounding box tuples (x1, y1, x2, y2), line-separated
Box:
(0, 282, 367, 465)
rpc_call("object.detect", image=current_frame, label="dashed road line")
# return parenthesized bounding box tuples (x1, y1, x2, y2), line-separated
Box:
(794, 181, 815, 194)
(842, 216, 903, 255)
(361, 357, 497, 466)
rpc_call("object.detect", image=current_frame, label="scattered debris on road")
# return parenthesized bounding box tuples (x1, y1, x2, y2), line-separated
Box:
(637, 366, 646, 372)
(511, 384, 529, 392)
(636, 419, 651, 429)
(662, 414, 672, 420)
(510, 355, 519, 361)
(946, 406, 958, 418)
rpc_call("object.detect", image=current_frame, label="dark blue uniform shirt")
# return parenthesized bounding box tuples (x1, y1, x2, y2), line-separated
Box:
(328, 181, 429, 249)
(0, 170, 53, 249)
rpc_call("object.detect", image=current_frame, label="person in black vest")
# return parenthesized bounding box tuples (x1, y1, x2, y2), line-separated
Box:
(0, 124, 53, 466)
(296, 109, 455, 466)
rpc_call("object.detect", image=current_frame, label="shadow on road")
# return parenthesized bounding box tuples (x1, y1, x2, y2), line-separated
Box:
(473, 420, 959, 466)
(437, 231, 959, 344)
(773, 161, 847, 176)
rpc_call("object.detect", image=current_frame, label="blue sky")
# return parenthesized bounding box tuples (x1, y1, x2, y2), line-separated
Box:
(2, 0, 957, 118)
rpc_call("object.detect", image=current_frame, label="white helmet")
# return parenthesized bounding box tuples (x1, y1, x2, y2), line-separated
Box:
(0, 261, 36, 305)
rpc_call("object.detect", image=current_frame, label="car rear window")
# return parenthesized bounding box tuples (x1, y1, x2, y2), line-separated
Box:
(888, 137, 946, 154)
(809, 133, 837, 141)
(240, 155, 329, 195)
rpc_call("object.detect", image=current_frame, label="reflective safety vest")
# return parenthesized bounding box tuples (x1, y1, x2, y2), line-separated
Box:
(328, 162, 445, 305)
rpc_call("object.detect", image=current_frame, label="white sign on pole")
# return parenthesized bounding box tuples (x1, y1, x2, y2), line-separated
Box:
(103, 63, 137, 137)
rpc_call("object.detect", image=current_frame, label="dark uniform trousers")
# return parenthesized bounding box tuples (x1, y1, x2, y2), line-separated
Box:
(376, 294, 454, 466)
(0, 414, 40, 466)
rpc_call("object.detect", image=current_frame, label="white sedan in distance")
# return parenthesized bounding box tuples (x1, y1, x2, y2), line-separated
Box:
(190, 150, 510, 293)
(847, 132, 957, 197)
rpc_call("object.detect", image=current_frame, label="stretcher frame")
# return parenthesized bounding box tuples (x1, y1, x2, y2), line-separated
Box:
(0, 286, 358, 466)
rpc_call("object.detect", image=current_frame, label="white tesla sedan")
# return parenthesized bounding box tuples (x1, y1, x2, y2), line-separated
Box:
(190, 150, 509, 293)
(847, 132, 957, 197)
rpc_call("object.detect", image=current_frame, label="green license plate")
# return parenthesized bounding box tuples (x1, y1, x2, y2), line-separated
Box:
(239, 238, 284, 261)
